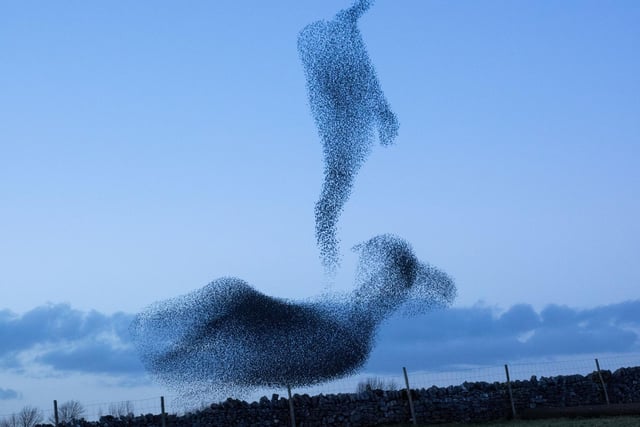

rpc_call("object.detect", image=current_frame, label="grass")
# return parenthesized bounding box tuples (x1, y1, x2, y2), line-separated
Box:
(389, 415, 640, 426)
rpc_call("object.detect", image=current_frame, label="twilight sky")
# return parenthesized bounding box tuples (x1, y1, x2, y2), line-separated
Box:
(1, 0, 639, 417)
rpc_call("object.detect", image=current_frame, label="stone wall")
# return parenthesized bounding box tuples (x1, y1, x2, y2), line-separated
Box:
(42, 366, 640, 427)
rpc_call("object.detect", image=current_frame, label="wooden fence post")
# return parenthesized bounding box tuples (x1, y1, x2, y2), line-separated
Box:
(287, 385, 296, 427)
(53, 400, 59, 427)
(160, 396, 167, 427)
(504, 364, 517, 419)
(402, 367, 417, 426)
(595, 358, 610, 405)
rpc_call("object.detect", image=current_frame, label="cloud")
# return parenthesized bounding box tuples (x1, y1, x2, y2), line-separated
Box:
(2, 301, 639, 381)
(0, 304, 133, 355)
(365, 300, 640, 372)
(0, 304, 143, 377)
(0, 388, 19, 400)
(36, 341, 143, 375)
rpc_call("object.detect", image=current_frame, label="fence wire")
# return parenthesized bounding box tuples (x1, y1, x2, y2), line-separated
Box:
(1, 353, 639, 422)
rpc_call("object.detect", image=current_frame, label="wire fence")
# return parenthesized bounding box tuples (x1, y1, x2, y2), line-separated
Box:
(294, 353, 640, 397)
(2, 353, 639, 423)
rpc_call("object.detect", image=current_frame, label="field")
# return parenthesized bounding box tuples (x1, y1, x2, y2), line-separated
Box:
(391, 415, 640, 426)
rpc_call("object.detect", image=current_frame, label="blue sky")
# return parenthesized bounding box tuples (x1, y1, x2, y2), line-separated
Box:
(1, 0, 639, 416)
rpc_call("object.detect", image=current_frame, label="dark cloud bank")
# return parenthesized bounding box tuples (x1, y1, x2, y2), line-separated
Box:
(0, 388, 19, 401)
(1, 300, 639, 385)
(366, 300, 640, 372)
(0, 304, 142, 376)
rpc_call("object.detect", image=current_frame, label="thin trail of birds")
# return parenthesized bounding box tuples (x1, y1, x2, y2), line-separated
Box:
(298, 0, 399, 279)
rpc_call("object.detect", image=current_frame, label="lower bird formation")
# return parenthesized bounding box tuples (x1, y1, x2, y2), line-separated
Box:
(130, 235, 456, 399)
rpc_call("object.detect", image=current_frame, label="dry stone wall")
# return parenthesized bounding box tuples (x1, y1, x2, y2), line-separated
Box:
(40, 366, 640, 427)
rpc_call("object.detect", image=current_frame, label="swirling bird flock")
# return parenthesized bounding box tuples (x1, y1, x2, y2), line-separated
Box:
(131, 0, 456, 402)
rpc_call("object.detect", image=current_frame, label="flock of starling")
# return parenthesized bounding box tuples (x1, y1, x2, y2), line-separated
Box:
(131, 0, 456, 402)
